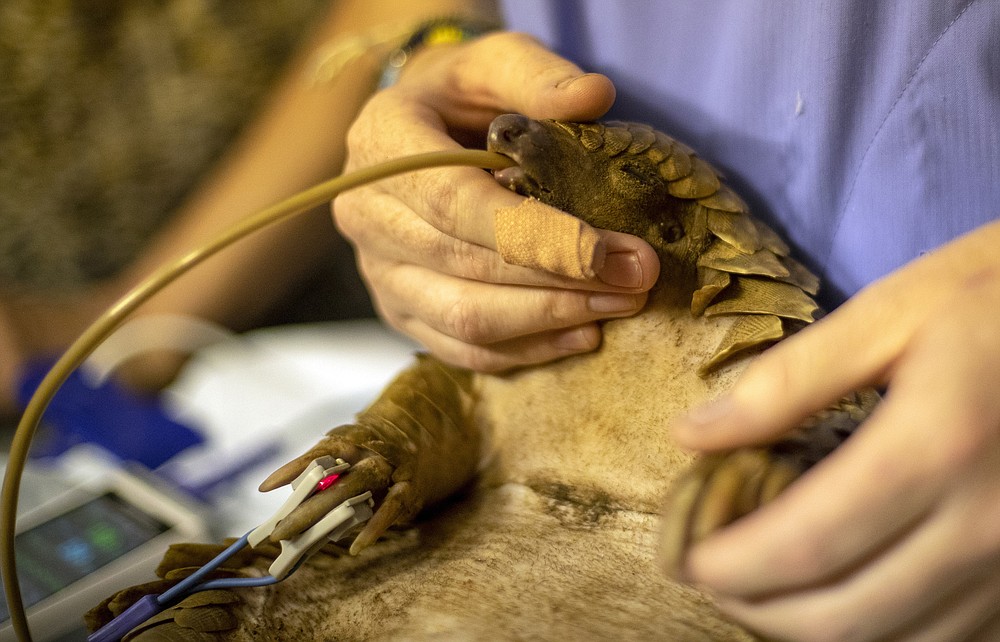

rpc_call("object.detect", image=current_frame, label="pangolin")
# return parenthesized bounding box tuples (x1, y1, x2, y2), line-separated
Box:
(87, 115, 877, 641)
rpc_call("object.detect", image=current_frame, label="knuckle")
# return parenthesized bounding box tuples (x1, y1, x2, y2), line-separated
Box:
(446, 239, 500, 282)
(344, 92, 392, 155)
(478, 30, 543, 53)
(416, 174, 459, 235)
(545, 290, 591, 325)
(357, 275, 402, 329)
(911, 395, 992, 474)
(375, 303, 403, 332)
(452, 31, 540, 76)
(344, 110, 374, 158)
(370, 294, 405, 332)
(331, 193, 363, 237)
(353, 255, 381, 287)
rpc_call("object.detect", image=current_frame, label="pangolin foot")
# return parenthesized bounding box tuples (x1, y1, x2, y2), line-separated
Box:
(259, 434, 417, 554)
(659, 447, 803, 579)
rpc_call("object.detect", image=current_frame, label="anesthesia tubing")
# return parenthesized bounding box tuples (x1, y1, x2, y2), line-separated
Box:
(1, 149, 515, 641)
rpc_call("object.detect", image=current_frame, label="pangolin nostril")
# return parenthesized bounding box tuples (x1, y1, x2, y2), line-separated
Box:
(489, 113, 532, 145)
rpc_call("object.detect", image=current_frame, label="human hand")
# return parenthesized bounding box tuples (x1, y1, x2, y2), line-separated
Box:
(669, 220, 1000, 641)
(334, 32, 660, 372)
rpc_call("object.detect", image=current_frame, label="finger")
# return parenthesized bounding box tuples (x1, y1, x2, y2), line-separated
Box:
(372, 261, 647, 347)
(338, 82, 524, 251)
(342, 135, 641, 282)
(357, 159, 524, 251)
(894, 564, 1000, 642)
(673, 286, 902, 451)
(714, 517, 996, 642)
(335, 189, 658, 291)
(685, 306, 1000, 599)
(411, 31, 616, 124)
(401, 317, 602, 373)
(362, 258, 610, 371)
(968, 609, 1000, 642)
(340, 40, 615, 253)
(683, 390, 940, 598)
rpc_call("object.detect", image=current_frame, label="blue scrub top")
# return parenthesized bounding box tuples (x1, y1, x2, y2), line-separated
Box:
(501, 0, 1000, 306)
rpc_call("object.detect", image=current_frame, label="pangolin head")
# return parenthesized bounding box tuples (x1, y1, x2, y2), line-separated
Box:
(487, 114, 823, 372)
(487, 114, 725, 268)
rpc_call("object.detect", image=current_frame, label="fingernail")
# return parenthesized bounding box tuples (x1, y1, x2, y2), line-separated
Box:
(554, 326, 599, 352)
(588, 293, 642, 314)
(598, 251, 643, 288)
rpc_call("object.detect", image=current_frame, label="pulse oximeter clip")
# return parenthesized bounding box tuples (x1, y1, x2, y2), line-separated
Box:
(88, 456, 372, 641)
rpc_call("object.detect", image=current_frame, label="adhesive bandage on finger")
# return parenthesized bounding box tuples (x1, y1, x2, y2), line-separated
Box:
(493, 198, 602, 280)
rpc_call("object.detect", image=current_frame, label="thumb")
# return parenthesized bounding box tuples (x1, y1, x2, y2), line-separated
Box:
(672, 296, 894, 452)
(449, 32, 616, 121)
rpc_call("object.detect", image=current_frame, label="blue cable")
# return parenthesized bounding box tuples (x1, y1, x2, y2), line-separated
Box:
(156, 531, 253, 605)
(195, 551, 311, 591)
(194, 574, 280, 590)
(90, 529, 316, 641)
(90, 462, 361, 640)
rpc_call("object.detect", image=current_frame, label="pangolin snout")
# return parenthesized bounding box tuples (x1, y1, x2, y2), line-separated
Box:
(487, 114, 545, 155)
(488, 114, 544, 195)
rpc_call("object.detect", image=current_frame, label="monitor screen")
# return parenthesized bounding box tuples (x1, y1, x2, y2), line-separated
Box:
(0, 491, 169, 621)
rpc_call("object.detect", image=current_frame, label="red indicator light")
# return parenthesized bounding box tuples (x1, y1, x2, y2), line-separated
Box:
(315, 473, 340, 492)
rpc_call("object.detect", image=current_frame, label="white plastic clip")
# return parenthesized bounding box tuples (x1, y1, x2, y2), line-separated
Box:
(267, 491, 374, 579)
(248, 456, 348, 548)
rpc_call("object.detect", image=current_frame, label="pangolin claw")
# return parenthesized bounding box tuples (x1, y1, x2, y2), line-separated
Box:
(659, 447, 803, 579)
(258, 437, 365, 492)
(660, 388, 877, 579)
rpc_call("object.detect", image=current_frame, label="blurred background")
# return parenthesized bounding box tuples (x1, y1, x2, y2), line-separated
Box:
(0, 2, 408, 638)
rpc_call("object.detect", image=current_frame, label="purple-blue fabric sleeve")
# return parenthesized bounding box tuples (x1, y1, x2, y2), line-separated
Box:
(501, 0, 1000, 305)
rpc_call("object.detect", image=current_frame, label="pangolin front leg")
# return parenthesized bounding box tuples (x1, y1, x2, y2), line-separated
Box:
(660, 388, 879, 577)
(259, 354, 480, 554)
